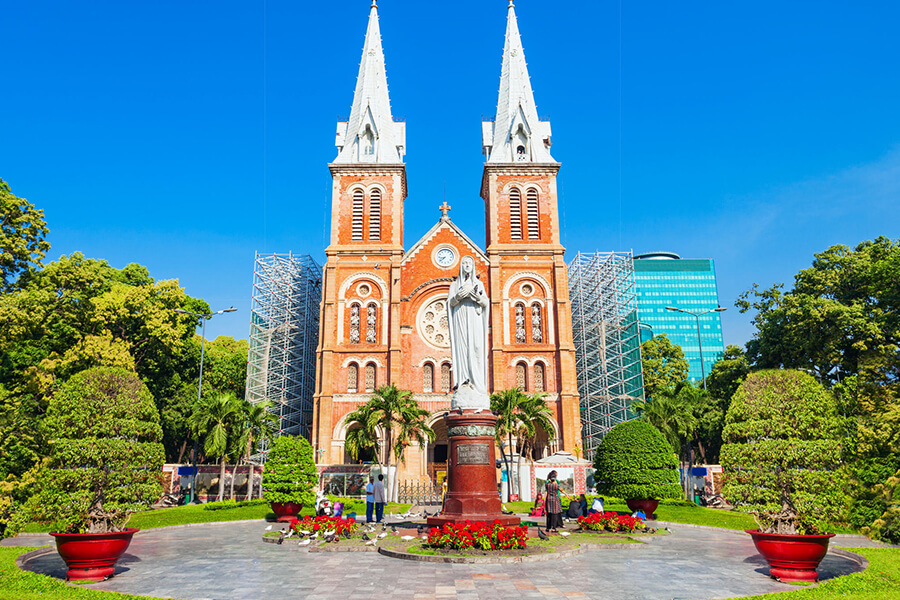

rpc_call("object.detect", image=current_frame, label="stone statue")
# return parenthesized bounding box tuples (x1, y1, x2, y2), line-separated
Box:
(447, 256, 490, 409)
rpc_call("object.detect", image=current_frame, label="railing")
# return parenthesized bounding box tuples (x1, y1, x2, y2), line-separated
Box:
(397, 480, 442, 505)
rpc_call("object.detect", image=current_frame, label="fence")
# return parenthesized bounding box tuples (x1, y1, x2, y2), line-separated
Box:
(397, 480, 442, 505)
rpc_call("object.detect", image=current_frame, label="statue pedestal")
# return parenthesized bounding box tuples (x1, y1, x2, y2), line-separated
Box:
(427, 412, 520, 527)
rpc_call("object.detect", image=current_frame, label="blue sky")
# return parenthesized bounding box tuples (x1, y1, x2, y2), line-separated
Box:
(3, 1, 899, 347)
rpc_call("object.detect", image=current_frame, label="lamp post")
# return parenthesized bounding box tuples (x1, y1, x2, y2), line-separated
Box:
(175, 306, 237, 503)
(663, 306, 727, 390)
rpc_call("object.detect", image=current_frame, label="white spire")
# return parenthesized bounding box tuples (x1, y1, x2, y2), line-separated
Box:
(483, 2, 554, 164)
(334, 3, 406, 164)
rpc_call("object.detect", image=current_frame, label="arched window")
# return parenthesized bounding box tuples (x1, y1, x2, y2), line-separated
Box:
(526, 188, 540, 239)
(533, 363, 545, 392)
(368, 188, 381, 241)
(423, 363, 434, 393)
(365, 363, 376, 393)
(440, 363, 451, 393)
(348, 363, 359, 393)
(351, 189, 364, 241)
(516, 362, 527, 390)
(515, 303, 526, 343)
(349, 303, 361, 344)
(531, 303, 543, 343)
(509, 188, 523, 240)
(366, 304, 377, 344)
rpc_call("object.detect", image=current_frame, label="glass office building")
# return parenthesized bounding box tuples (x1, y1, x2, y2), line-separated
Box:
(633, 252, 725, 384)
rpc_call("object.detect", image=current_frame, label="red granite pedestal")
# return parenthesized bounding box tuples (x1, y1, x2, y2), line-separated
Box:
(427, 411, 520, 527)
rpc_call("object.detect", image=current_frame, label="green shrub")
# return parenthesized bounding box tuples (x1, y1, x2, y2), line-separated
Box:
(25, 367, 164, 534)
(262, 435, 317, 506)
(592, 420, 681, 500)
(863, 469, 900, 544)
(721, 369, 845, 535)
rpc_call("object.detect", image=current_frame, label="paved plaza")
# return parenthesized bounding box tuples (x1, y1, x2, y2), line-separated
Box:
(14, 519, 877, 600)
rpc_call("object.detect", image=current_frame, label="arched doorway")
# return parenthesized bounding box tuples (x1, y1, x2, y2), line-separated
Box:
(426, 418, 449, 485)
(343, 423, 378, 464)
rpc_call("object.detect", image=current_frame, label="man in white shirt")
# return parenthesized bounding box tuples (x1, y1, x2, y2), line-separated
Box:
(373, 474, 386, 523)
(365, 476, 375, 523)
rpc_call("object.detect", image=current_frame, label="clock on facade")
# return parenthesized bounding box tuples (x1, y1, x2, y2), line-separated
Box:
(435, 247, 456, 268)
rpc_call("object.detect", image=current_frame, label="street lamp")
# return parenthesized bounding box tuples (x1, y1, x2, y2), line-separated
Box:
(175, 306, 238, 503)
(663, 306, 727, 390)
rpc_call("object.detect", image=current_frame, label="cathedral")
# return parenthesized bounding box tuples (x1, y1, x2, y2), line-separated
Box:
(311, 1, 582, 485)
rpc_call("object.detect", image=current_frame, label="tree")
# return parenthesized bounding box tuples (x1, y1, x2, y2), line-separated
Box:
(0, 179, 50, 290)
(721, 370, 844, 535)
(641, 334, 690, 398)
(593, 420, 681, 501)
(490, 387, 530, 498)
(344, 402, 382, 464)
(514, 393, 555, 487)
(22, 367, 164, 534)
(262, 435, 317, 508)
(189, 393, 241, 502)
(234, 400, 277, 500)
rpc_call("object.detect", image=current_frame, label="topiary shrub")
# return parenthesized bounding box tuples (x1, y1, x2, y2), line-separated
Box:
(31, 367, 165, 533)
(721, 369, 844, 535)
(593, 420, 681, 500)
(262, 435, 317, 507)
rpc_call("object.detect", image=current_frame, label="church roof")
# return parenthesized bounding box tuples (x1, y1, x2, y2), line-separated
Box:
(483, 1, 555, 164)
(333, 2, 406, 165)
(402, 210, 488, 266)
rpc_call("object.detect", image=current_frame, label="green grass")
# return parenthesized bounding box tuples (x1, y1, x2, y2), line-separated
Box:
(0, 546, 173, 600)
(728, 547, 900, 600)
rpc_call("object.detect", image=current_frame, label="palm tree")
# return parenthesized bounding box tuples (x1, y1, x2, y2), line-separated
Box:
(490, 387, 531, 498)
(514, 393, 555, 484)
(232, 400, 278, 500)
(344, 401, 383, 464)
(391, 401, 435, 501)
(189, 392, 241, 502)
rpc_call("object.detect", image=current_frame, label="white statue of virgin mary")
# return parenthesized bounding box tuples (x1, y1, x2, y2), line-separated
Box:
(447, 255, 490, 409)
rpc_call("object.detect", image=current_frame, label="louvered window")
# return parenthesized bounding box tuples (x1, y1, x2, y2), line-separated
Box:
(509, 188, 522, 240)
(348, 364, 358, 393)
(534, 363, 544, 392)
(368, 189, 381, 240)
(423, 363, 434, 393)
(350, 304, 361, 344)
(516, 363, 527, 390)
(351, 190, 364, 241)
(531, 303, 543, 343)
(526, 189, 540, 239)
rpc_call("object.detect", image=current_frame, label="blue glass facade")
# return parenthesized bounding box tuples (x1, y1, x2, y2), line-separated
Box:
(633, 253, 725, 384)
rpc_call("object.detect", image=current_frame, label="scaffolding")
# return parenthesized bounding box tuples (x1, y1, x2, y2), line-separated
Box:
(246, 253, 322, 443)
(568, 252, 645, 458)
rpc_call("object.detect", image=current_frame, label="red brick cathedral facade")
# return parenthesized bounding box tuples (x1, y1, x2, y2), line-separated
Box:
(312, 2, 581, 482)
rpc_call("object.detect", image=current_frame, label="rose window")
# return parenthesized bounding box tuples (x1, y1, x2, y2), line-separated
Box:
(419, 298, 450, 348)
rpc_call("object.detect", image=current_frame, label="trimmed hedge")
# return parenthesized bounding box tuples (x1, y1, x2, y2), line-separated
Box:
(721, 369, 844, 535)
(262, 435, 317, 506)
(593, 420, 681, 500)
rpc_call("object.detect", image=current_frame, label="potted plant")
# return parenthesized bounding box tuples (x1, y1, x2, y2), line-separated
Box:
(26, 367, 165, 581)
(721, 370, 844, 583)
(592, 420, 681, 518)
(262, 435, 317, 522)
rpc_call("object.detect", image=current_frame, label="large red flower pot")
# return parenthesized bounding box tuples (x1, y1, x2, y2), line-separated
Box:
(746, 529, 836, 582)
(270, 501, 303, 522)
(625, 499, 659, 519)
(50, 528, 138, 582)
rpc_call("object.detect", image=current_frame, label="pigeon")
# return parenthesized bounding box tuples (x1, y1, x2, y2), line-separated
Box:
(365, 539, 377, 546)
(559, 531, 571, 537)
(297, 539, 311, 547)
(473, 408, 483, 414)
(382, 523, 387, 531)
(323, 529, 335, 537)
(299, 529, 311, 536)
(416, 525, 425, 534)
(408, 512, 421, 519)
(361, 532, 371, 541)
(277, 531, 285, 545)
(401, 535, 415, 542)
(324, 534, 337, 543)
(265, 525, 273, 531)
(285, 529, 294, 538)
(537, 527, 549, 541)
(391, 526, 398, 534)
(421, 535, 428, 541)
(310, 532, 319, 539)
(343, 529, 352, 539)
(377, 532, 388, 539)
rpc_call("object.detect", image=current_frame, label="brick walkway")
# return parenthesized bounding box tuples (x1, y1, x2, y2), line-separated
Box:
(19, 520, 868, 600)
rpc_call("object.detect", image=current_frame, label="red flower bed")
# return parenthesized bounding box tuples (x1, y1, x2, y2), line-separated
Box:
(578, 511, 645, 533)
(428, 520, 528, 551)
(290, 515, 358, 536)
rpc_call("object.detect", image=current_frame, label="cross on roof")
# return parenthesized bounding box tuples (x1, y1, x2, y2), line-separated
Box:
(439, 201, 452, 220)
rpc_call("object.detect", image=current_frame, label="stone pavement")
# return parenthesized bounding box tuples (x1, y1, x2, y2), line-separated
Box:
(19, 520, 869, 600)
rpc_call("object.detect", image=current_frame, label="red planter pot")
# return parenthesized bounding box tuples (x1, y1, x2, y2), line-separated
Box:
(625, 499, 659, 519)
(746, 529, 836, 582)
(50, 528, 138, 582)
(270, 501, 303, 522)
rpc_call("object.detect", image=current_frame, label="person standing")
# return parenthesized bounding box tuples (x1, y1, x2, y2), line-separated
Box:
(373, 473, 387, 523)
(544, 470, 571, 532)
(365, 476, 375, 523)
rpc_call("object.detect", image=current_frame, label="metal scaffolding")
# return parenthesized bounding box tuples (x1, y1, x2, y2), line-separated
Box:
(568, 252, 645, 458)
(246, 253, 322, 442)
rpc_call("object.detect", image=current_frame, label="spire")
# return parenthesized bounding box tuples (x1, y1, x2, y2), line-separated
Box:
(334, 3, 406, 164)
(483, 2, 554, 164)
